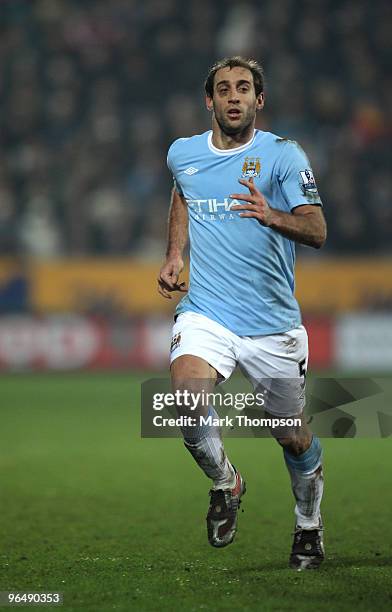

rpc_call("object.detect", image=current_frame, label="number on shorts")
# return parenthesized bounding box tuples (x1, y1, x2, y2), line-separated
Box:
(298, 358, 307, 389)
(298, 358, 307, 378)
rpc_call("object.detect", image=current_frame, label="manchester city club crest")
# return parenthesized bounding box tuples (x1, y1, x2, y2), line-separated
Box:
(170, 332, 181, 352)
(241, 157, 261, 178)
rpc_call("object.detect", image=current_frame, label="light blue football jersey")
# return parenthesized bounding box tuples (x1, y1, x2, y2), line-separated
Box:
(167, 129, 322, 336)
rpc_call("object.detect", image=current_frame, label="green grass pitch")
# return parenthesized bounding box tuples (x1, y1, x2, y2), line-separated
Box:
(1, 373, 391, 611)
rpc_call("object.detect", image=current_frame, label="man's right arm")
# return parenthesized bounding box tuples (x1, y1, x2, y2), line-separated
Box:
(158, 188, 189, 299)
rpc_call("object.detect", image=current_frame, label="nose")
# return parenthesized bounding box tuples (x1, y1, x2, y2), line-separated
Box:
(228, 90, 240, 104)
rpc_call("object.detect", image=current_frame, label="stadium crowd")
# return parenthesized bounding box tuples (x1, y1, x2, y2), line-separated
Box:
(0, 0, 390, 258)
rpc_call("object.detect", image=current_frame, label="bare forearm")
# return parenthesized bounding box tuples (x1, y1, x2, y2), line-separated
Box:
(230, 179, 327, 249)
(269, 208, 327, 249)
(158, 189, 189, 298)
(166, 189, 188, 258)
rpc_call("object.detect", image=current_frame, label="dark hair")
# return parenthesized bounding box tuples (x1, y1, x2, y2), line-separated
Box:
(204, 56, 264, 98)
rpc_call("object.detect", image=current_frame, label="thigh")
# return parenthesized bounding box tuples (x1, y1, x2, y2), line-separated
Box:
(171, 355, 217, 417)
(170, 312, 238, 418)
(239, 325, 308, 417)
(170, 312, 238, 382)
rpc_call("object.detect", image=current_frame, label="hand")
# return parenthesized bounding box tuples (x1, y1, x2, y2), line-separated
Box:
(230, 178, 276, 226)
(158, 256, 187, 299)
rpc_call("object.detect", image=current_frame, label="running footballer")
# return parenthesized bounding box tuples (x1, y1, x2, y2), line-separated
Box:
(158, 57, 327, 570)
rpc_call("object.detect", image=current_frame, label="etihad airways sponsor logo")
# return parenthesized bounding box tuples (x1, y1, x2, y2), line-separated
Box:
(186, 197, 242, 221)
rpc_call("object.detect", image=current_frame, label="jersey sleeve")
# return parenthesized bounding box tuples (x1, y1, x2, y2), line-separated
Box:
(167, 140, 184, 196)
(277, 140, 322, 210)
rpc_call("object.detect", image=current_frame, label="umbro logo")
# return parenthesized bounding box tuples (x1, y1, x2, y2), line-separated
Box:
(184, 167, 199, 175)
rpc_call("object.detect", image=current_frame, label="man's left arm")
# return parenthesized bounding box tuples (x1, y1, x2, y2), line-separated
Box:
(231, 178, 327, 249)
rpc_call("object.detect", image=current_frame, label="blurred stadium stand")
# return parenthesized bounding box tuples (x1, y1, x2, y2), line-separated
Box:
(0, 0, 391, 372)
(1, 0, 391, 257)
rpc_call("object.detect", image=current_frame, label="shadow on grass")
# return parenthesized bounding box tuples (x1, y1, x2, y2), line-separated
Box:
(234, 555, 392, 573)
(325, 555, 392, 569)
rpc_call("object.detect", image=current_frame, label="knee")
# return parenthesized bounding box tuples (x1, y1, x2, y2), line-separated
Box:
(283, 435, 323, 474)
(171, 355, 216, 383)
(276, 434, 312, 456)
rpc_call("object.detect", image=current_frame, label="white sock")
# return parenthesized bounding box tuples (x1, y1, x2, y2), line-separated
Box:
(184, 437, 236, 489)
(182, 406, 235, 489)
(286, 465, 324, 529)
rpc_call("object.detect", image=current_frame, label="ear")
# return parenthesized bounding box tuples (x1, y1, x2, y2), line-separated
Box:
(256, 92, 265, 111)
(205, 95, 214, 112)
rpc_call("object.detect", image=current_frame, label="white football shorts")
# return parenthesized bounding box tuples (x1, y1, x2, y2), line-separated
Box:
(170, 311, 308, 417)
